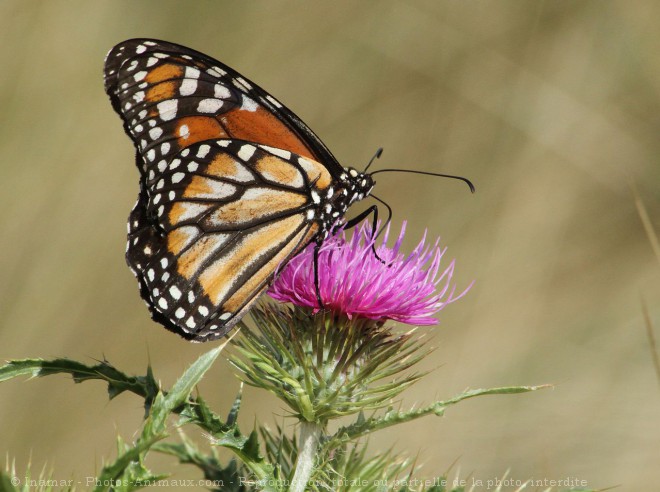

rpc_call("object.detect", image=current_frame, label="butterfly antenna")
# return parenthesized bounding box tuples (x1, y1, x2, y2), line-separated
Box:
(370, 168, 475, 193)
(363, 147, 384, 173)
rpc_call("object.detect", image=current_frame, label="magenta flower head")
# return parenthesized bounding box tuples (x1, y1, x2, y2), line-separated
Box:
(268, 221, 471, 325)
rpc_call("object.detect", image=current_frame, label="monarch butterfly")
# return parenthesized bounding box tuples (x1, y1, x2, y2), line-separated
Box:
(104, 39, 386, 342)
(104, 39, 473, 342)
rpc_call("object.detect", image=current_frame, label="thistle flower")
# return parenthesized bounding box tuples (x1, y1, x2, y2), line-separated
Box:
(268, 221, 471, 325)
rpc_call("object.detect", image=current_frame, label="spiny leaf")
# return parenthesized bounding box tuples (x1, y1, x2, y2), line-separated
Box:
(0, 358, 158, 411)
(327, 385, 552, 450)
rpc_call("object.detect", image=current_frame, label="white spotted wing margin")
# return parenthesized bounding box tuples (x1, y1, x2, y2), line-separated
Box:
(126, 140, 325, 342)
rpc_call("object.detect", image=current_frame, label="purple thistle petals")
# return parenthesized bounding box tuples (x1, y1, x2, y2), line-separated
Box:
(268, 221, 471, 325)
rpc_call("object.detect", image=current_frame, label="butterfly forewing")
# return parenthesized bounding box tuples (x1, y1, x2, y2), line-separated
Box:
(104, 39, 343, 176)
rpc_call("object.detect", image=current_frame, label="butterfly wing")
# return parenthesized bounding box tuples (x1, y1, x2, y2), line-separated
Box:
(104, 39, 346, 340)
(104, 38, 344, 177)
(127, 139, 332, 341)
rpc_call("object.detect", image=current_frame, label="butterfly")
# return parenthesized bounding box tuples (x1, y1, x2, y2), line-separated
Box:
(104, 39, 379, 342)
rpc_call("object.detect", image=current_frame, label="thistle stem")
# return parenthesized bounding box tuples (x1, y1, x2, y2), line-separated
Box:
(290, 421, 322, 492)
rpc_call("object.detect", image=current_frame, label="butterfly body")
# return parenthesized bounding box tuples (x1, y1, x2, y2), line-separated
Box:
(104, 39, 374, 341)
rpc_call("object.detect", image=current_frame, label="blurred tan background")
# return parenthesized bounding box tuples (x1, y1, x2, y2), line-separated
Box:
(1, 0, 659, 489)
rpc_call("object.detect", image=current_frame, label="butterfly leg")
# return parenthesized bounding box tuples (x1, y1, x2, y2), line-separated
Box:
(313, 239, 325, 309)
(342, 206, 387, 264)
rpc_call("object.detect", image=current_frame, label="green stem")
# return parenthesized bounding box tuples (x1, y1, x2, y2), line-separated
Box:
(290, 421, 322, 492)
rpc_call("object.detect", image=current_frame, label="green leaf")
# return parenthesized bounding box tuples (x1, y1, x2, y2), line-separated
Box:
(326, 385, 551, 450)
(0, 358, 158, 411)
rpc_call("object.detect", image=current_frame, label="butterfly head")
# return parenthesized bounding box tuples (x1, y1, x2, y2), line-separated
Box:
(343, 167, 375, 204)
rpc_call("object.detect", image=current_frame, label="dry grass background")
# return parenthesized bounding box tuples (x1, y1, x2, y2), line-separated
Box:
(1, 1, 659, 489)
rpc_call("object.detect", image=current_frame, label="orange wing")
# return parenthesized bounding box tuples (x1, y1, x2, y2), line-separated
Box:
(125, 140, 331, 341)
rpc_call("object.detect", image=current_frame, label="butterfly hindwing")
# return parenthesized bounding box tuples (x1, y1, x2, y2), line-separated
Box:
(127, 140, 327, 341)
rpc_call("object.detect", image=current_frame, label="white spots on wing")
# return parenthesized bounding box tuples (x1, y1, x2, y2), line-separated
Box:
(158, 298, 168, 310)
(324, 204, 332, 214)
(154, 52, 168, 59)
(146, 149, 156, 161)
(134, 124, 144, 133)
(175, 307, 185, 319)
(153, 194, 161, 204)
(172, 172, 186, 183)
(349, 168, 358, 177)
(162, 271, 170, 282)
(188, 291, 195, 303)
(160, 257, 169, 268)
(178, 124, 190, 138)
(198, 306, 209, 316)
(127, 60, 138, 71)
(148, 119, 156, 127)
(186, 317, 196, 329)
(219, 312, 232, 321)
(138, 110, 148, 120)
(185, 66, 200, 79)
(306, 209, 315, 220)
(197, 98, 224, 113)
(157, 99, 178, 121)
(169, 158, 181, 170)
(236, 77, 252, 90)
(216, 140, 230, 147)
(207, 66, 226, 77)
(144, 41, 156, 46)
(180, 78, 198, 96)
(169, 191, 176, 200)
(136, 44, 147, 54)
(180, 67, 200, 95)
(260, 145, 291, 160)
(311, 190, 321, 204)
(169, 285, 182, 300)
(148, 269, 155, 281)
(133, 91, 145, 102)
(240, 95, 258, 112)
(238, 144, 256, 161)
(156, 179, 164, 190)
(133, 71, 147, 82)
(265, 94, 283, 108)
(187, 162, 199, 172)
(157, 205, 165, 216)
(181, 148, 190, 157)
(152, 288, 159, 297)
(196, 144, 210, 158)
(326, 186, 334, 198)
(161, 142, 171, 155)
(214, 84, 231, 99)
(149, 127, 163, 140)
(146, 57, 158, 67)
